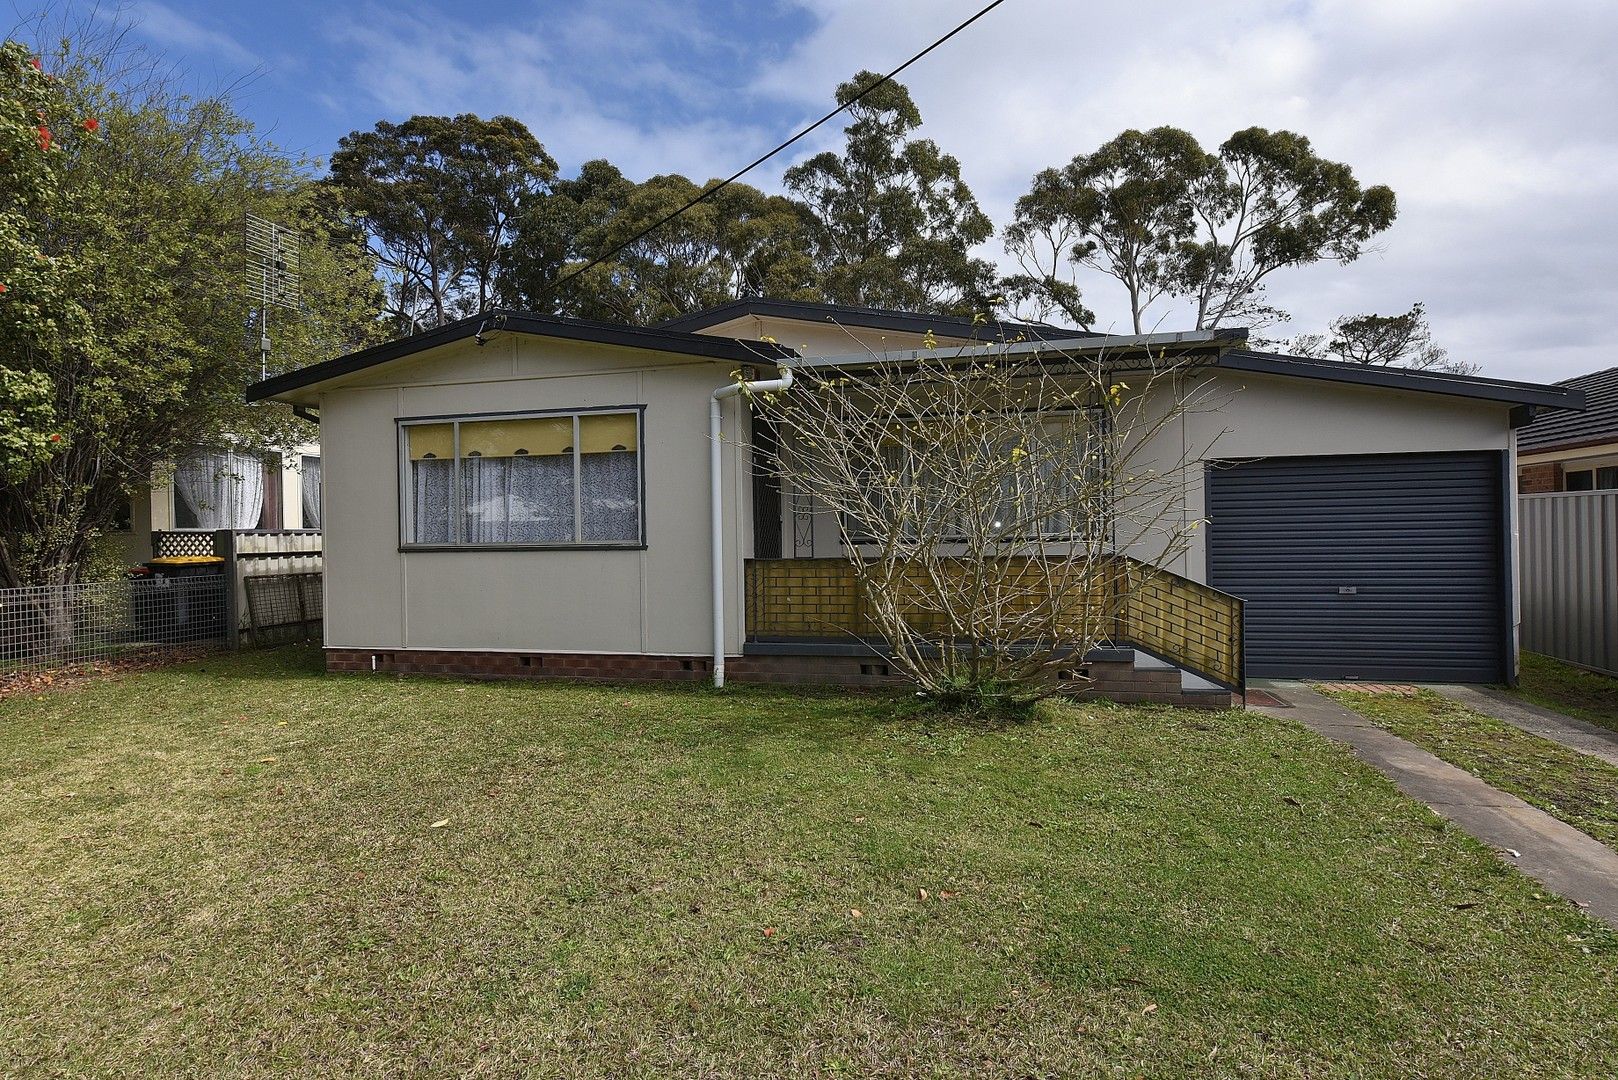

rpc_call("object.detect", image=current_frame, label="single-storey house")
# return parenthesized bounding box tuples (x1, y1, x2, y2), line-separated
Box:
(1518, 366, 1618, 492)
(247, 299, 1582, 705)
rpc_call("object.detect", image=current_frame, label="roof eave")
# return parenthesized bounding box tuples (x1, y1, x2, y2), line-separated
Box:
(245, 309, 794, 404)
(1217, 351, 1587, 411)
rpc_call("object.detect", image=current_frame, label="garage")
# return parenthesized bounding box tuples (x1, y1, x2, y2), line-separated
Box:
(1206, 451, 1508, 683)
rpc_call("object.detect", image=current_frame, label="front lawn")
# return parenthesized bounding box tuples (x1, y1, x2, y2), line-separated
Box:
(1510, 652, 1618, 733)
(1320, 686, 1618, 856)
(3, 648, 1617, 1078)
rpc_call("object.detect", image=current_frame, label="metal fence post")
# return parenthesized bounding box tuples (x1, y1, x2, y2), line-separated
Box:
(213, 528, 240, 650)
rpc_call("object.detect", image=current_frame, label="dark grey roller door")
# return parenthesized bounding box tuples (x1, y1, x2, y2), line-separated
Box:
(1207, 452, 1506, 682)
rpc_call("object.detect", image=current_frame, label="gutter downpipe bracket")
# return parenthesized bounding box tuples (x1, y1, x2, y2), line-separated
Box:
(711, 361, 794, 688)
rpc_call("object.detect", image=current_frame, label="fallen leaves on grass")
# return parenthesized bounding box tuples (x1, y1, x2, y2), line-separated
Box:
(429, 819, 450, 829)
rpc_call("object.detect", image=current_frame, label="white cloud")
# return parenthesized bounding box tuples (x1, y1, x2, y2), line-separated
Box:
(751, 0, 1618, 380)
(129, 1, 258, 69)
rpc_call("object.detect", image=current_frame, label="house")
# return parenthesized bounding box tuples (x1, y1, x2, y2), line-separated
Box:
(106, 442, 322, 566)
(1517, 366, 1618, 492)
(246, 300, 1582, 703)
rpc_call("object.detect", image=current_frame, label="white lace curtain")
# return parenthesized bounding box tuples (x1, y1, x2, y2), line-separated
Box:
(173, 450, 265, 530)
(300, 456, 322, 529)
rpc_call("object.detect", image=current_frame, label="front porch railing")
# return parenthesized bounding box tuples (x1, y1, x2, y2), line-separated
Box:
(744, 556, 1244, 692)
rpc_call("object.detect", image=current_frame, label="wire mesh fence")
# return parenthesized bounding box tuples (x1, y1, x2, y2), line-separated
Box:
(244, 572, 323, 645)
(0, 574, 229, 673)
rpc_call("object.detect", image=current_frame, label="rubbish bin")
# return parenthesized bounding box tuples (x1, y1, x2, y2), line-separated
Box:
(134, 557, 226, 643)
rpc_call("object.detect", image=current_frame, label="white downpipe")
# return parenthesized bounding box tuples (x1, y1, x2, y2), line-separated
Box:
(711, 362, 794, 688)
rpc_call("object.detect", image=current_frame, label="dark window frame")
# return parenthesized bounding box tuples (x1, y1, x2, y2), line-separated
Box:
(396, 405, 647, 552)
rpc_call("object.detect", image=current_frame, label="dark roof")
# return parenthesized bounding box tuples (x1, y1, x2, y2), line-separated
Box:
(1218, 350, 1586, 411)
(1517, 365, 1618, 451)
(656, 297, 1099, 342)
(247, 309, 794, 402)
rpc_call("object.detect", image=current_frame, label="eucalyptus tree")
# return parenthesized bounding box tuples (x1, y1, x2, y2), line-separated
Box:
(785, 71, 996, 314)
(1291, 302, 1475, 374)
(328, 113, 557, 331)
(1005, 126, 1397, 333)
(505, 161, 820, 324)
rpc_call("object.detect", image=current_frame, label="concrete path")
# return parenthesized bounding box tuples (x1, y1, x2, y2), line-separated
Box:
(1432, 684, 1618, 768)
(1251, 680, 1618, 927)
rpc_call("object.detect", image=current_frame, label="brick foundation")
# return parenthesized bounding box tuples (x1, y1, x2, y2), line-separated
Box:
(325, 648, 1232, 708)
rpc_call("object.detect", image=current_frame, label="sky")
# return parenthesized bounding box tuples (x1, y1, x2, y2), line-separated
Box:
(11, 0, 1618, 382)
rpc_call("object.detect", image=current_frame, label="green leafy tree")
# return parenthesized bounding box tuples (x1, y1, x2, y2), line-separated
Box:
(1291, 302, 1476, 374)
(0, 37, 383, 590)
(1181, 128, 1397, 329)
(327, 113, 557, 330)
(1006, 126, 1396, 333)
(1003, 127, 1217, 332)
(784, 71, 995, 313)
(506, 160, 819, 323)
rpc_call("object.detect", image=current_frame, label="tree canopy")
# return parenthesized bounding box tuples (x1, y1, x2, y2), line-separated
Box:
(503, 161, 820, 324)
(1291, 302, 1476, 374)
(1004, 126, 1397, 333)
(784, 71, 995, 314)
(327, 113, 557, 331)
(0, 38, 383, 587)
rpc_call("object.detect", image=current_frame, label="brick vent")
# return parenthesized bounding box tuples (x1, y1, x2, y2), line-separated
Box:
(325, 648, 1232, 709)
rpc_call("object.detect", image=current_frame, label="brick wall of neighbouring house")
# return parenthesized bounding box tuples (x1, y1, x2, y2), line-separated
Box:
(323, 648, 1232, 709)
(1519, 462, 1563, 493)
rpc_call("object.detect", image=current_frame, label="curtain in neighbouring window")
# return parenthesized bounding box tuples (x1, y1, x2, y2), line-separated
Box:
(173, 450, 265, 530)
(300, 456, 322, 529)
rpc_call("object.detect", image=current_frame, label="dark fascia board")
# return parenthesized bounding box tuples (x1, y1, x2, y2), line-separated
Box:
(1219, 350, 1587, 411)
(246, 309, 796, 402)
(656, 297, 1099, 341)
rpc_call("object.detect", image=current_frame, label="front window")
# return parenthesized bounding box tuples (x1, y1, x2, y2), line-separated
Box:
(400, 409, 643, 548)
(849, 410, 1107, 544)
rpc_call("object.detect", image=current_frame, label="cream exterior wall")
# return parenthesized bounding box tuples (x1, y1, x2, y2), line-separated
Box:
(771, 365, 1513, 583)
(317, 334, 752, 657)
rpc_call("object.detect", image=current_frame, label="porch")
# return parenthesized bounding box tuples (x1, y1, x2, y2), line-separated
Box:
(740, 556, 1245, 704)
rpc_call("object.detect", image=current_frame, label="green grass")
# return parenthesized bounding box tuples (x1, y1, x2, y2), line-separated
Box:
(1509, 652, 1618, 733)
(1320, 687, 1618, 855)
(4, 648, 1618, 1078)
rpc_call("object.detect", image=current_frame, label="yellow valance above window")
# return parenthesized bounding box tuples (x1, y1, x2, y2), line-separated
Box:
(579, 413, 638, 454)
(407, 423, 454, 460)
(407, 412, 639, 460)
(459, 417, 575, 458)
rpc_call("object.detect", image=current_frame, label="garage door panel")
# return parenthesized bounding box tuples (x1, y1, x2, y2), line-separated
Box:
(1207, 452, 1504, 682)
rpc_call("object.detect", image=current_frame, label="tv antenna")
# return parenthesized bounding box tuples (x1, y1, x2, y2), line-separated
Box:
(245, 213, 301, 380)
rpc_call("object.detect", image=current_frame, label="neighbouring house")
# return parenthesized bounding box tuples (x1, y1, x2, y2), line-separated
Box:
(1517, 366, 1618, 492)
(246, 299, 1582, 704)
(106, 442, 322, 566)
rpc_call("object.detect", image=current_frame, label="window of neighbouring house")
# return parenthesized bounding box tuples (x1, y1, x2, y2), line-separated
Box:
(172, 449, 268, 530)
(1600, 467, 1618, 490)
(1567, 469, 1595, 491)
(400, 409, 643, 548)
(301, 455, 322, 528)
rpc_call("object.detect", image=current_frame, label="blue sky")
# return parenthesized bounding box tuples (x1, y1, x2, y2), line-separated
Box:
(11, 0, 1618, 381)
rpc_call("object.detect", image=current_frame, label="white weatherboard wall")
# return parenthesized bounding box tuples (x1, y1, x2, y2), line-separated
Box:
(318, 334, 752, 657)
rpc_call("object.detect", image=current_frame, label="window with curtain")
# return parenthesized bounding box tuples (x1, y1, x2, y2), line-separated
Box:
(172, 449, 267, 530)
(401, 411, 642, 548)
(300, 456, 322, 528)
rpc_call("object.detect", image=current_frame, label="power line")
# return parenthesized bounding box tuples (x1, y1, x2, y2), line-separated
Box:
(533, 0, 1012, 301)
